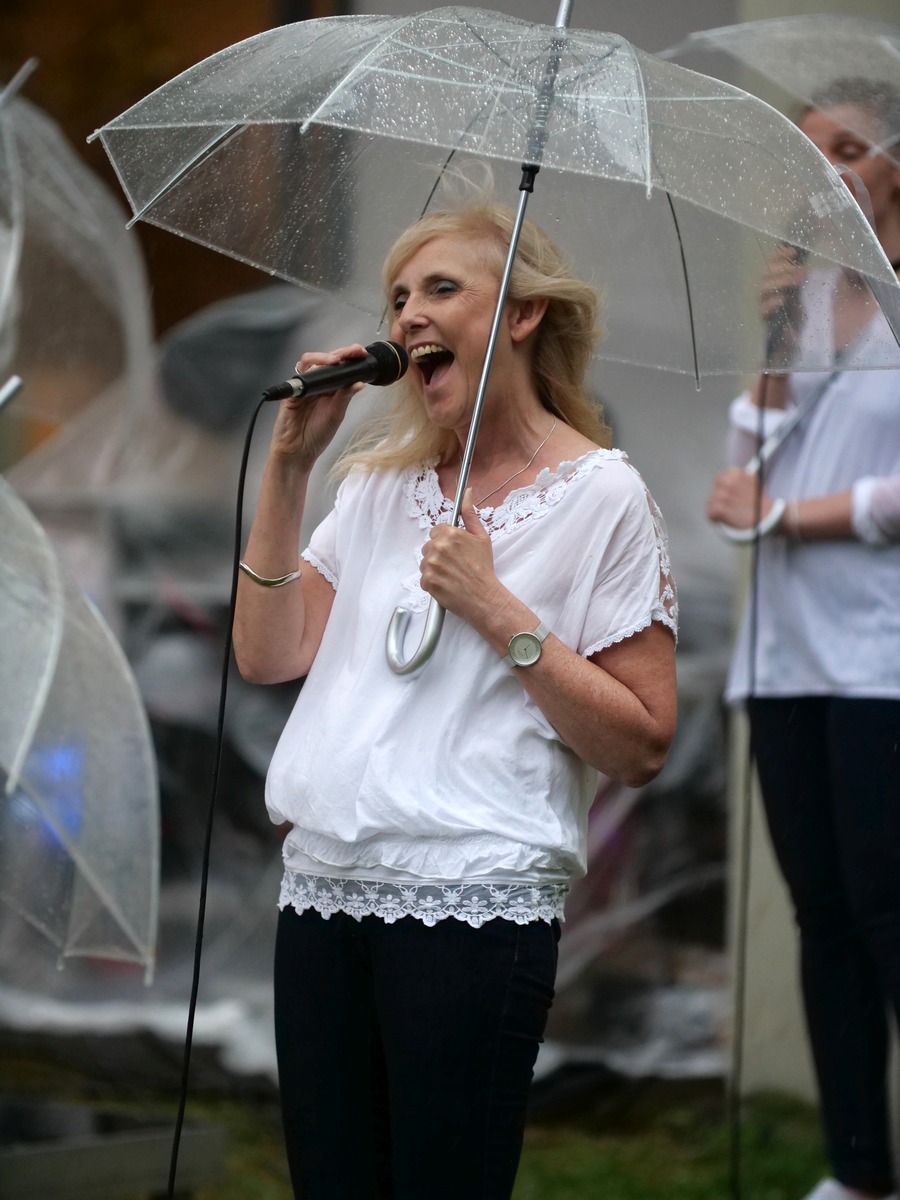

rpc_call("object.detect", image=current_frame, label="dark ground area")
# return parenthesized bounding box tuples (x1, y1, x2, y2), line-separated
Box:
(0, 1028, 827, 1200)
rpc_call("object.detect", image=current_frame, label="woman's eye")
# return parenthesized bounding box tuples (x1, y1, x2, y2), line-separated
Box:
(834, 141, 866, 161)
(392, 294, 408, 312)
(434, 280, 458, 295)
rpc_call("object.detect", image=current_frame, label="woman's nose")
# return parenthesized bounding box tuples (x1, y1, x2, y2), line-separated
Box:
(398, 298, 428, 331)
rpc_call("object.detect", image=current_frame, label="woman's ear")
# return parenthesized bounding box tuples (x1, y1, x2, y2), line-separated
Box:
(508, 296, 549, 343)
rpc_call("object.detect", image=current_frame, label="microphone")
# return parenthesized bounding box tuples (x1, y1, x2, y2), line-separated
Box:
(765, 249, 809, 367)
(262, 340, 408, 401)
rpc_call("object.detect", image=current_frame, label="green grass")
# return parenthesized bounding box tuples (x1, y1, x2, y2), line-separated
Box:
(192, 1083, 827, 1200)
(3, 1047, 827, 1199)
(514, 1087, 827, 1200)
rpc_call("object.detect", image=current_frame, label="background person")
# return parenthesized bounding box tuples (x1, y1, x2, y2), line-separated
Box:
(707, 80, 900, 1200)
(233, 201, 678, 1200)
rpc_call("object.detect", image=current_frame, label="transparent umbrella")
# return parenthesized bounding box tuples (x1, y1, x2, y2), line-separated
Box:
(88, 3, 900, 671)
(662, 14, 900, 164)
(0, 61, 156, 478)
(0, 476, 159, 979)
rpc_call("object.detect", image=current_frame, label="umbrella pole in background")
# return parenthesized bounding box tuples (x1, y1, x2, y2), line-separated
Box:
(0, 375, 22, 415)
(0, 62, 37, 346)
(0, 58, 37, 112)
(385, 0, 572, 675)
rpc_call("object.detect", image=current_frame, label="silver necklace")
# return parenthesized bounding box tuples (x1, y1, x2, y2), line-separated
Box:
(474, 418, 557, 507)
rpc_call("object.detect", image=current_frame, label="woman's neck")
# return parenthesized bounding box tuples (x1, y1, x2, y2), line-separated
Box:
(450, 399, 553, 470)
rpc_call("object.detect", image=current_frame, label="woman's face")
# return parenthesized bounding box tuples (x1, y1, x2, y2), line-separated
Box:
(800, 105, 900, 234)
(388, 232, 510, 431)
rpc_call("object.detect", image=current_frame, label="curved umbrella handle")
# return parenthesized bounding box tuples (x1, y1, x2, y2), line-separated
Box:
(386, 596, 446, 676)
(716, 498, 785, 543)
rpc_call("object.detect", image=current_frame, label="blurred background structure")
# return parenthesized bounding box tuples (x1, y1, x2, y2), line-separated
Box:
(1, 0, 897, 1188)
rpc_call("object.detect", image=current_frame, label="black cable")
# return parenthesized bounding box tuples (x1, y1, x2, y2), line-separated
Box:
(166, 392, 270, 1200)
(726, 372, 772, 1200)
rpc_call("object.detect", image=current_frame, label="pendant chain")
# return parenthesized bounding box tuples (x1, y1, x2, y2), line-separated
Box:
(473, 419, 557, 507)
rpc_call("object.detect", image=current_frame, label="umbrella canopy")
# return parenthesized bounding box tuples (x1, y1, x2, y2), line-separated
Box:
(662, 14, 900, 165)
(0, 68, 155, 474)
(0, 477, 159, 978)
(89, 5, 900, 382)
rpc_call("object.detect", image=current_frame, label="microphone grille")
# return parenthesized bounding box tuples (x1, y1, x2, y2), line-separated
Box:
(366, 339, 409, 386)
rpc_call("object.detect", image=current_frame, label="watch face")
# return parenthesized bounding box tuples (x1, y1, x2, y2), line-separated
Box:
(508, 632, 543, 666)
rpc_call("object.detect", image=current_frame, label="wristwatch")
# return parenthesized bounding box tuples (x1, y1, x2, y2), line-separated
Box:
(504, 620, 550, 668)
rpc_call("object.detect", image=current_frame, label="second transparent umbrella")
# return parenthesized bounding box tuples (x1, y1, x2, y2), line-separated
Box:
(662, 14, 900, 164)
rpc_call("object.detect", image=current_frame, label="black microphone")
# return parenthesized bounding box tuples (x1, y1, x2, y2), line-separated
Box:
(765, 213, 812, 367)
(262, 340, 408, 401)
(765, 247, 809, 368)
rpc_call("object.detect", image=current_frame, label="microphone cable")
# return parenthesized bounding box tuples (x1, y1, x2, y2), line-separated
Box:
(166, 392, 269, 1200)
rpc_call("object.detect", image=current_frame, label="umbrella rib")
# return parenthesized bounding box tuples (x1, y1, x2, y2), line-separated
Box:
(12, 774, 152, 957)
(5, 532, 66, 794)
(300, 12, 421, 134)
(124, 123, 247, 227)
(446, 18, 522, 75)
(664, 192, 701, 388)
(630, 47, 652, 196)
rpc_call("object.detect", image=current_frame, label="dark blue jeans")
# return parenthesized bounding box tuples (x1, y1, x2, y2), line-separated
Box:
(273, 905, 559, 1199)
(748, 696, 900, 1195)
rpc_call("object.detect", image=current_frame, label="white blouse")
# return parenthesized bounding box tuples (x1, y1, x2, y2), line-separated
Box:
(266, 449, 677, 927)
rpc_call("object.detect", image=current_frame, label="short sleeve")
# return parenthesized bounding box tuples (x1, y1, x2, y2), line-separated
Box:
(581, 468, 677, 657)
(300, 482, 344, 589)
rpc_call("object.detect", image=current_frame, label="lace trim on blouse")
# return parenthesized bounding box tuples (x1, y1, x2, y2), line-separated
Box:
(400, 450, 627, 613)
(301, 548, 338, 590)
(401, 450, 678, 637)
(279, 871, 567, 928)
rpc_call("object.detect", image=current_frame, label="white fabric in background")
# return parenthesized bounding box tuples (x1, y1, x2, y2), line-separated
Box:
(725, 322, 900, 701)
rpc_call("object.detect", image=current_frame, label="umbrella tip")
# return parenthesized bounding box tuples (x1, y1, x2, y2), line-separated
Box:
(0, 58, 38, 112)
(0, 374, 23, 415)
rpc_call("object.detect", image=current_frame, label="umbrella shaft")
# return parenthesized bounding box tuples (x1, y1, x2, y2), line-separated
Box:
(452, 186, 533, 527)
(0, 374, 22, 414)
(554, 0, 574, 29)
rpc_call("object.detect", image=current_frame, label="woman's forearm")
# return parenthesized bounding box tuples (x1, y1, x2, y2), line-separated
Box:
(780, 490, 853, 540)
(467, 585, 677, 787)
(233, 455, 316, 684)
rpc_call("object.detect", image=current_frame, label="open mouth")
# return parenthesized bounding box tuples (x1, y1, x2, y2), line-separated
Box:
(410, 343, 454, 386)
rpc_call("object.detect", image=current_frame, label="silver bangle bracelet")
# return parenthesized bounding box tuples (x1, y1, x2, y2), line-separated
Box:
(239, 560, 303, 588)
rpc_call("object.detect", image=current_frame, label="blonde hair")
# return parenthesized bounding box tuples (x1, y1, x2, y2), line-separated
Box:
(336, 201, 610, 476)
